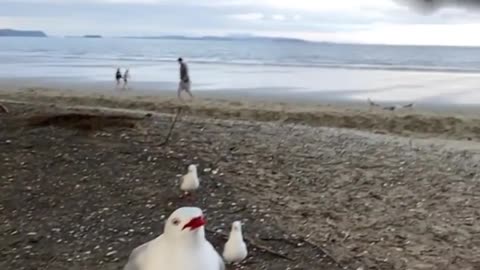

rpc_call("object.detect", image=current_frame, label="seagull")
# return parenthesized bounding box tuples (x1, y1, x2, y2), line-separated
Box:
(367, 98, 380, 107)
(383, 105, 398, 111)
(124, 207, 225, 270)
(369, 97, 414, 112)
(384, 103, 414, 111)
(180, 164, 200, 197)
(222, 221, 248, 264)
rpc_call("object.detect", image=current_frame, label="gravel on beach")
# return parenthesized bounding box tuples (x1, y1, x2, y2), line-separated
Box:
(1, 101, 479, 270)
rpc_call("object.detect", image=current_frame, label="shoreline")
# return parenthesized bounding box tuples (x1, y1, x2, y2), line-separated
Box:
(1, 86, 480, 142)
(3, 60, 480, 106)
(2, 76, 480, 109)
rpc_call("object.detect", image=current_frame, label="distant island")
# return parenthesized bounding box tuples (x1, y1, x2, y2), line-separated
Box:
(0, 29, 47, 37)
(122, 35, 309, 43)
(84, 35, 102, 38)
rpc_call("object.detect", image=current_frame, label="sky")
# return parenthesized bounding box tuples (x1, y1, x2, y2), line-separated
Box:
(2, 0, 480, 45)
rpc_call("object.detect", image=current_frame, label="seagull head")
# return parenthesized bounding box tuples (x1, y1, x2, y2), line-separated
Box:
(187, 164, 197, 175)
(231, 221, 243, 233)
(165, 207, 206, 239)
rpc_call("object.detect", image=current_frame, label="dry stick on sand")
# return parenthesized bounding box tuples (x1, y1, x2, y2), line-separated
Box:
(299, 237, 343, 268)
(205, 228, 295, 261)
(40, 255, 57, 270)
(0, 103, 9, 113)
(158, 107, 182, 146)
(260, 229, 345, 268)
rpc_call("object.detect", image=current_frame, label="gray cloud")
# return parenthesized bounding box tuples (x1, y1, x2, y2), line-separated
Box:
(3, 0, 480, 45)
(396, 0, 480, 12)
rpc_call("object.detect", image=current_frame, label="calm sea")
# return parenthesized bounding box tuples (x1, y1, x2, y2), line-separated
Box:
(1, 37, 480, 104)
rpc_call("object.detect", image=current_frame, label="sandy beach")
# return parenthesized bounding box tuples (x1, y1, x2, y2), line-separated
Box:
(1, 85, 480, 141)
(1, 86, 480, 270)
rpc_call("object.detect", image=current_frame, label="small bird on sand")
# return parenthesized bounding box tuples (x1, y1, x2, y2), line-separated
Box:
(124, 207, 225, 270)
(367, 98, 380, 107)
(383, 105, 399, 111)
(384, 103, 414, 111)
(223, 221, 248, 264)
(180, 164, 200, 197)
(370, 97, 414, 112)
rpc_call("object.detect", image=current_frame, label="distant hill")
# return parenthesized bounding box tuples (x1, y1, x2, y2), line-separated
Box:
(123, 35, 309, 43)
(0, 29, 47, 37)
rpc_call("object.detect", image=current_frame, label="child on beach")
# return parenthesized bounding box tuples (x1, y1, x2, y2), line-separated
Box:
(177, 58, 193, 100)
(123, 69, 130, 88)
(115, 68, 122, 87)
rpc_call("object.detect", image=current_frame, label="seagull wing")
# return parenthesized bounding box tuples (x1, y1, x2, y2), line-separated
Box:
(124, 242, 149, 270)
(124, 236, 163, 270)
(205, 241, 225, 270)
(218, 252, 226, 270)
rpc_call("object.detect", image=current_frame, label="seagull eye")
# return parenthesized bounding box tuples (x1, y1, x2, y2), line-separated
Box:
(172, 218, 180, 226)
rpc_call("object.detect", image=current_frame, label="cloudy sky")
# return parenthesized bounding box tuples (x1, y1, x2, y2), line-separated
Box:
(2, 0, 480, 45)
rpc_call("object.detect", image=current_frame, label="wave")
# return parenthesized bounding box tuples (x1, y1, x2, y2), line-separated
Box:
(5, 51, 480, 74)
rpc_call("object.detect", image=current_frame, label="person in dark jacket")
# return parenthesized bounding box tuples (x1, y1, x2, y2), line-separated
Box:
(177, 58, 193, 100)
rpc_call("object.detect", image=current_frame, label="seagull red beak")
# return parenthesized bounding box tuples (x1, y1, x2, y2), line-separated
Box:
(182, 216, 206, 231)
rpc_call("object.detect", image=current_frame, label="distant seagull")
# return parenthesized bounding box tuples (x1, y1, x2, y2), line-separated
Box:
(123, 207, 224, 270)
(383, 105, 397, 111)
(180, 164, 200, 197)
(223, 221, 248, 264)
(384, 103, 415, 111)
(367, 98, 381, 107)
(369, 97, 414, 111)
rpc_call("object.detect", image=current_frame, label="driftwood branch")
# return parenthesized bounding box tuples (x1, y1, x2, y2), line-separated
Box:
(41, 255, 57, 270)
(158, 107, 182, 146)
(299, 237, 342, 267)
(266, 222, 345, 268)
(205, 228, 295, 261)
(0, 103, 9, 114)
(258, 236, 302, 248)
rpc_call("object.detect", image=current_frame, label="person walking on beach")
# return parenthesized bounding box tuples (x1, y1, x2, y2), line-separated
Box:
(115, 68, 122, 87)
(177, 58, 193, 100)
(123, 68, 130, 88)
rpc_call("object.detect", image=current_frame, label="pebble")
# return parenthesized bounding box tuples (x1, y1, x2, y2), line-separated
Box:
(27, 232, 41, 243)
(106, 250, 117, 257)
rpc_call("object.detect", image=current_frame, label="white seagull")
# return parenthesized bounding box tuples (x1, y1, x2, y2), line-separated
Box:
(222, 221, 248, 263)
(124, 207, 225, 270)
(180, 164, 200, 196)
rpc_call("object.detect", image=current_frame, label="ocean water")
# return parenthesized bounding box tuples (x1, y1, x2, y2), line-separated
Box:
(1, 37, 480, 105)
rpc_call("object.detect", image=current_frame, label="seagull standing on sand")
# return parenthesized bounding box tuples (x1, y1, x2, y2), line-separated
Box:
(223, 221, 248, 263)
(368, 98, 414, 111)
(124, 207, 225, 270)
(367, 98, 381, 107)
(383, 103, 415, 111)
(181, 164, 199, 196)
